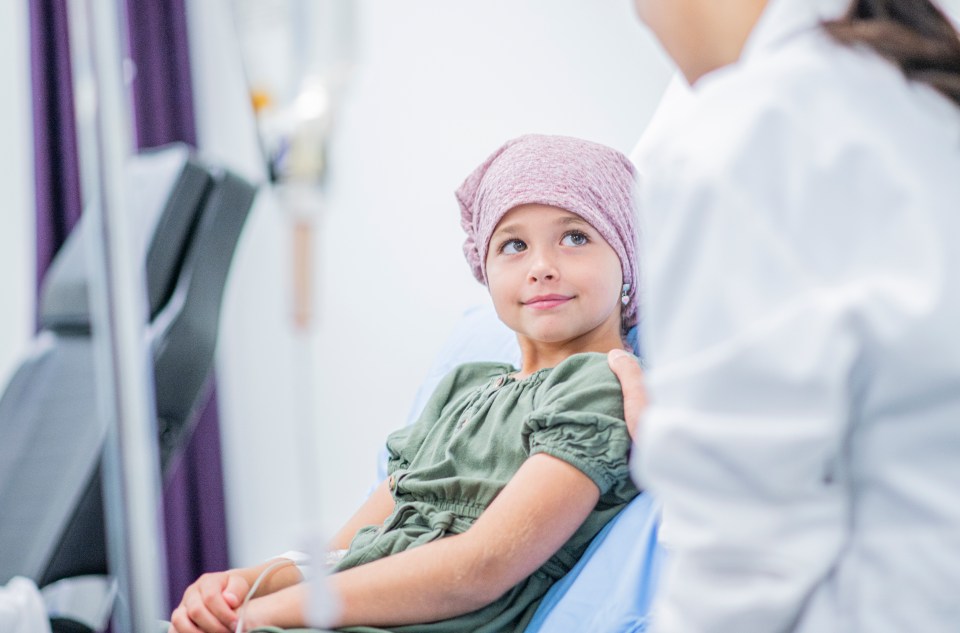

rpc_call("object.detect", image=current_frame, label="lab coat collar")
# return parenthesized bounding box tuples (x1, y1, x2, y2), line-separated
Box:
(741, 0, 851, 61)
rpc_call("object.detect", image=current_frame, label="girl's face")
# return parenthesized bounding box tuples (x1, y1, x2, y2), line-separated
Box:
(633, 0, 768, 84)
(485, 204, 624, 350)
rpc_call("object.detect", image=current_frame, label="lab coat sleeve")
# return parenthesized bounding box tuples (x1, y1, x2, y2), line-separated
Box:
(637, 99, 914, 632)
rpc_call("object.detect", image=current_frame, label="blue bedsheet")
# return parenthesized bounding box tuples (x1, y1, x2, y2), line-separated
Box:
(526, 493, 663, 632)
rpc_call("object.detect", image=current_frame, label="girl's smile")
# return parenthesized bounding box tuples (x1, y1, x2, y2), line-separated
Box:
(523, 294, 574, 310)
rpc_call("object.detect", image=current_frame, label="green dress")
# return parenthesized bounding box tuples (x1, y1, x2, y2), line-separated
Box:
(256, 351, 638, 633)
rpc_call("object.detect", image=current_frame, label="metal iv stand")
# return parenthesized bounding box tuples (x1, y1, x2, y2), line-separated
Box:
(66, 1, 168, 631)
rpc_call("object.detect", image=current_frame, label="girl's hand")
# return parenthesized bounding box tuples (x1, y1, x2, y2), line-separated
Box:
(235, 584, 310, 632)
(169, 570, 250, 633)
(607, 349, 647, 440)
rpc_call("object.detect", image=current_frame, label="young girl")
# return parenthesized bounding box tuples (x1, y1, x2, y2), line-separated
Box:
(609, 0, 960, 631)
(169, 134, 641, 633)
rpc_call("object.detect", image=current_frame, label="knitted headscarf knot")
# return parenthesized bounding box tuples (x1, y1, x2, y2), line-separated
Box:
(456, 134, 641, 326)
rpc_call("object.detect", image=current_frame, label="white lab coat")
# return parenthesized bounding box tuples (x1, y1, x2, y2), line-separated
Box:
(635, 0, 960, 631)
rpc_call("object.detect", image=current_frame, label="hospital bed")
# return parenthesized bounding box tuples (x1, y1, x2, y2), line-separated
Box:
(0, 144, 257, 631)
(249, 308, 663, 633)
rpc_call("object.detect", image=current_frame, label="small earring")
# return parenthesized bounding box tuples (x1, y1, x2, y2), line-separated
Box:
(621, 283, 631, 306)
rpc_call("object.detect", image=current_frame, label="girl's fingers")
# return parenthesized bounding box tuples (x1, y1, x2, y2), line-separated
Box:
(169, 605, 208, 633)
(198, 578, 240, 630)
(224, 573, 251, 608)
(182, 591, 233, 633)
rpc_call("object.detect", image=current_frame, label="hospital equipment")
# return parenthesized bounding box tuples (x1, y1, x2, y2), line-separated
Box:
(67, 2, 169, 626)
(0, 144, 256, 631)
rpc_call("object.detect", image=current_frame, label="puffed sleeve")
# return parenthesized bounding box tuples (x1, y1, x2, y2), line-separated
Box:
(521, 353, 637, 503)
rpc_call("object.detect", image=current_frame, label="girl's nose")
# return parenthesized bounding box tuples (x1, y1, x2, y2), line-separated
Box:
(528, 251, 559, 282)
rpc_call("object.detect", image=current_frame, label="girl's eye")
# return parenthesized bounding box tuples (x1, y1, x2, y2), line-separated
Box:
(500, 239, 527, 254)
(561, 231, 589, 247)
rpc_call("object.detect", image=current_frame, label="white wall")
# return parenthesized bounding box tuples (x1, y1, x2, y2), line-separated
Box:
(0, 0, 36, 392)
(188, 0, 672, 566)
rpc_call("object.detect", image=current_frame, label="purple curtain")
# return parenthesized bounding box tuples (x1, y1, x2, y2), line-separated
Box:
(125, 0, 197, 149)
(161, 385, 230, 608)
(124, 0, 230, 610)
(29, 0, 82, 314)
(30, 0, 230, 612)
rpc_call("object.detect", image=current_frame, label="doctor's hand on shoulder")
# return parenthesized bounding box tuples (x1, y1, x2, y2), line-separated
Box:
(607, 349, 647, 441)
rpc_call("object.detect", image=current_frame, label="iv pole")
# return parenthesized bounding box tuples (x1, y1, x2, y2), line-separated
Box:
(230, 1, 355, 623)
(66, 1, 168, 631)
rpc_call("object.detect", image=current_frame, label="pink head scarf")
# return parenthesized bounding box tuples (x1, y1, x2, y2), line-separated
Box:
(456, 134, 641, 326)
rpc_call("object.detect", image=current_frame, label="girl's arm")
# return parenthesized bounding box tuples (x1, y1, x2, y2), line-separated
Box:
(242, 453, 601, 629)
(328, 478, 395, 550)
(169, 480, 395, 633)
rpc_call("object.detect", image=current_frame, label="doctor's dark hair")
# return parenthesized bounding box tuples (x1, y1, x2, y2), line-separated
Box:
(824, 0, 960, 107)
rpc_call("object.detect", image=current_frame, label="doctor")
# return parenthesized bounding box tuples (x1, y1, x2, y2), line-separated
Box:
(607, 0, 960, 631)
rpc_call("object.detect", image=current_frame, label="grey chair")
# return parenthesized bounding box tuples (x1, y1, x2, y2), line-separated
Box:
(0, 144, 257, 590)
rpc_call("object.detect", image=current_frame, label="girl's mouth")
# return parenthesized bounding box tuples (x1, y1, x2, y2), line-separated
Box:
(524, 294, 573, 310)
